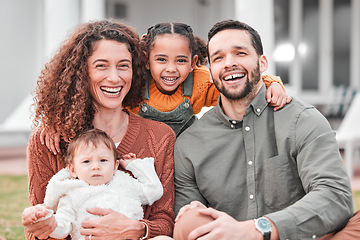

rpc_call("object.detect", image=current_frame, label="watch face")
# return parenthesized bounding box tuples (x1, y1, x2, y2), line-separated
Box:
(257, 218, 271, 231)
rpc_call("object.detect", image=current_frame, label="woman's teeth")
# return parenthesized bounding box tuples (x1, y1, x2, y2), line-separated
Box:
(100, 87, 122, 95)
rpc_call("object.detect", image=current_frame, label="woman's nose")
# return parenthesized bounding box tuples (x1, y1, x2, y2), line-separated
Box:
(107, 67, 120, 82)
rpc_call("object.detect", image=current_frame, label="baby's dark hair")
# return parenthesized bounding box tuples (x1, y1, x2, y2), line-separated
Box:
(65, 128, 118, 165)
(141, 22, 207, 65)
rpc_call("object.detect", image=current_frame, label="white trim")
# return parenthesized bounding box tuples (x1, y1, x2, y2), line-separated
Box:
(351, 0, 360, 91)
(289, 0, 302, 95)
(319, 0, 333, 95)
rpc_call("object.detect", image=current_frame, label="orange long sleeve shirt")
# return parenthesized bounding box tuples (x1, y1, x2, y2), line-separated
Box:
(129, 65, 284, 115)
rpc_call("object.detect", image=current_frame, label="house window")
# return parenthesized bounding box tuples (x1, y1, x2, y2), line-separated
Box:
(301, 0, 319, 90)
(106, 0, 127, 20)
(273, 0, 355, 97)
(333, 0, 350, 87)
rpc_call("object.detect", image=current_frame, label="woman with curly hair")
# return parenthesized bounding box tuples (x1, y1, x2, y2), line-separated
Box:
(22, 19, 176, 240)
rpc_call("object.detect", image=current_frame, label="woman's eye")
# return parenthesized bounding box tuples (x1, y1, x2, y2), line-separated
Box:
(118, 64, 130, 70)
(96, 64, 107, 69)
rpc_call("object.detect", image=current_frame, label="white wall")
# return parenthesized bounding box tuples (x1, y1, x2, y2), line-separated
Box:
(107, 0, 235, 41)
(0, 0, 43, 124)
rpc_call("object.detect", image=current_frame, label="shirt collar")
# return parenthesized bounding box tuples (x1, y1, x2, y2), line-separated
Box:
(215, 84, 268, 129)
(247, 83, 268, 116)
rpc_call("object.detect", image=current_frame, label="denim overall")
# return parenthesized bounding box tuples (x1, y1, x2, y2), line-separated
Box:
(139, 73, 197, 136)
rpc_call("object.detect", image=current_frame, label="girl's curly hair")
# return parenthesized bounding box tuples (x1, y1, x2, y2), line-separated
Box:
(33, 19, 146, 143)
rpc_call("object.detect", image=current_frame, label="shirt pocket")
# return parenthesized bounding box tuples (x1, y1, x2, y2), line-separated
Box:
(263, 154, 304, 211)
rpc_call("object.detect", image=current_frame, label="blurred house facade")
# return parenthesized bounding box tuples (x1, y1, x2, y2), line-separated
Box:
(1, 0, 359, 147)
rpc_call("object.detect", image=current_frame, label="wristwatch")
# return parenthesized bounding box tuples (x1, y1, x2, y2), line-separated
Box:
(254, 217, 272, 240)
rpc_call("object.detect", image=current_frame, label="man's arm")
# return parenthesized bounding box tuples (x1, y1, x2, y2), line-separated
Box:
(174, 143, 208, 215)
(266, 107, 353, 239)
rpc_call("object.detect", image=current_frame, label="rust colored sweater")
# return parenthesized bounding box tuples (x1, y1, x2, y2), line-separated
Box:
(25, 111, 176, 239)
(129, 65, 285, 115)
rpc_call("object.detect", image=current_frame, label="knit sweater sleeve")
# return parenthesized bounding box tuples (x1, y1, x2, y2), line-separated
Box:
(120, 115, 176, 238)
(25, 127, 67, 240)
(142, 125, 176, 238)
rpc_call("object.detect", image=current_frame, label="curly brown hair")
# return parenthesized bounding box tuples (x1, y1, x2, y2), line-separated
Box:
(33, 19, 146, 144)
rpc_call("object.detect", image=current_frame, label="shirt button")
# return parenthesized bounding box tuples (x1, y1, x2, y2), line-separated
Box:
(256, 108, 261, 112)
(232, 120, 237, 124)
(312, 235, 316, 239)
(231, 125, 235, 129)
(248, 161, 253, 165)
(249, 194, 254, 200)
(245, 126, 250, 131)
(141, 106, 148, 112)
(184, 102, 190, 108)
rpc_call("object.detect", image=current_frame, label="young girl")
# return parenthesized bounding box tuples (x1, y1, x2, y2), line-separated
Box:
(23, 129, 163, 240)
(129, 22, 291, 136)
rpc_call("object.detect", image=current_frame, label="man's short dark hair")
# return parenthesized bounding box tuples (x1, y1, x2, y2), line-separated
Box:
(207, 19, 263, 56)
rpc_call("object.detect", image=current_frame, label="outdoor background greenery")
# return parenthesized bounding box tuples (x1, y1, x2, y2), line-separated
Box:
(0, 175, 29, 240)
(0, 175, 359, 240)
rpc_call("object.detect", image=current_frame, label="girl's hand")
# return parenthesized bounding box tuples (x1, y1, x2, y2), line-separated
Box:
(40, 127, 61, 155)
(266, 82, 292, 111)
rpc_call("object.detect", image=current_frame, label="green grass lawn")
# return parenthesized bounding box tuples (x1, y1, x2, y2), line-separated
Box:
(0, 175, 29, 240)
(0, 175, 359, 240)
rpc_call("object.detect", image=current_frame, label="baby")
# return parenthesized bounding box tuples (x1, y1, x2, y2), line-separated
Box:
(22, 128, 163, 240)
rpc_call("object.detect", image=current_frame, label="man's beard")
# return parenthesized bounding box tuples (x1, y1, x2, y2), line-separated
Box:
(213, 63, 261, 100)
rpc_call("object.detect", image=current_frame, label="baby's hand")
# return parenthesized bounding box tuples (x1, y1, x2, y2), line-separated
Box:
(119, 153, 137, 168)
(40, 126, 61, 155)
(22, 204, 51, 225)
(266, 82, 292, 111)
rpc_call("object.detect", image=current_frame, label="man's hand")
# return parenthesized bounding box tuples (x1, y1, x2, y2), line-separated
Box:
(176, 201, 207, 222)
(80, 208, 146, 240)
(188, 207, 262, 240)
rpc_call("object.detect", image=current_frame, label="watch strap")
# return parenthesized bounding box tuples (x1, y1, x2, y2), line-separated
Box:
(264, 231, 271, 240)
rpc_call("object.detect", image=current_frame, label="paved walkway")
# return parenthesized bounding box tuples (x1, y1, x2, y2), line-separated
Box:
(1, 146, 360, 191)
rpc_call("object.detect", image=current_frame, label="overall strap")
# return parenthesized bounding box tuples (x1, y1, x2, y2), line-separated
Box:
(182, 72, 193, 97)
(144, 71, 151, 100)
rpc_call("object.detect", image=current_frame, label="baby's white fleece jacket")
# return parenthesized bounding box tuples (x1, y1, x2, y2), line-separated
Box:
(42, 157, 163, 240)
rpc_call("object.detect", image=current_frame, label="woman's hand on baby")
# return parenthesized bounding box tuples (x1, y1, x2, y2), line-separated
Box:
(266, 82, 292, 111)
(81, 208, 146, 240)
(175, 201, 207, 222)
(40, 126, 61, 155)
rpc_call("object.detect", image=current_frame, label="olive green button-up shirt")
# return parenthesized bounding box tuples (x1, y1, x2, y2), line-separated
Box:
(174, 85, 353, 240)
